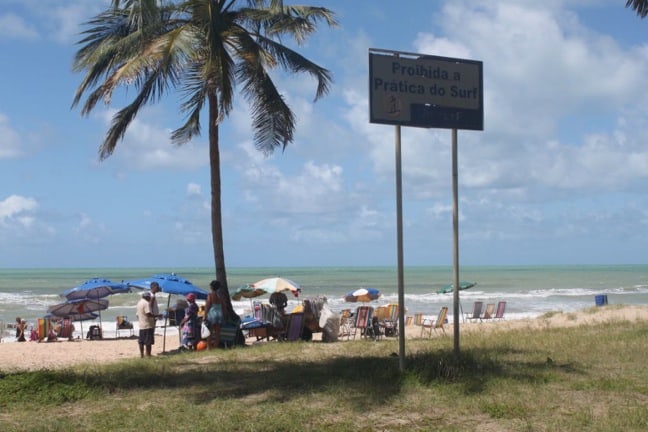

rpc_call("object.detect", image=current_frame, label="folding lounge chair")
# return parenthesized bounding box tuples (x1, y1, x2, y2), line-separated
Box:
(337, 309, 353, 340)
(261, 303, 286, 340)
(244, 301, 272, 341)
(352, 305, 374, 339)
(283, 312, 305, 342)
(220, 320, 240, 348)
(414, 313, 425, 337)
(57, 319, 74, 340)
(494, 301, 507, 320)
(465, 301, 484, 322)
(421, 306, 449, 337)
(482, 303, 495, 321)
(37, 318, 50, 342)
(379, 303, 399, 337)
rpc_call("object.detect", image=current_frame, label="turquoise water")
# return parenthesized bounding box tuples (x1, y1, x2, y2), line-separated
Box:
(1, 265, 647, 338)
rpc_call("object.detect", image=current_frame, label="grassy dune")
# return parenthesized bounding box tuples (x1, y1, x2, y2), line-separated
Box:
(1, 314, 647, 431)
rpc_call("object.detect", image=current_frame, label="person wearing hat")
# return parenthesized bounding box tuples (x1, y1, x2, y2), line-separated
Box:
(179, 293, 199, 350)
(136, 291, 157, 357)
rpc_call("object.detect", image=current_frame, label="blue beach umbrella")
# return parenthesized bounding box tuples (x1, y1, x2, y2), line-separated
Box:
(62, 278, 130, 300)
(126, 273, 208, 299)
(126, 273, 208, 352)
(344, 287, 381, 303)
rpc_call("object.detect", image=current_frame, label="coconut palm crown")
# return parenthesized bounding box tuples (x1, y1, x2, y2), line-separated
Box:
(627, 0, 648, 18)
(71, 0, 337, 289)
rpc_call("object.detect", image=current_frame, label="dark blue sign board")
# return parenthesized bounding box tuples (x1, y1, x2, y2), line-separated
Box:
(369, 50, 483, 130)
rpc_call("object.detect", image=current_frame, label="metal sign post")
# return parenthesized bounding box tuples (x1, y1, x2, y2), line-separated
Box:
(395, 125, 406, 371)
(369, 48, 483, 361)
(452, 128, 461, 355)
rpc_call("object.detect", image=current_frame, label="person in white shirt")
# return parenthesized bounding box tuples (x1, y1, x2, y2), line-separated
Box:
(136, 291, 157, 357)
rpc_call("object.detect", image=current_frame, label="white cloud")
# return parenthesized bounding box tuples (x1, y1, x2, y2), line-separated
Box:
(0, 195, 38, 222)
(346, 1, 648, 203)
(98, 109, 208, 171)
(0, 13, 39, 40)
(0, 114, 23, 159)
(186, 183, 202, 196)
(73, 212, 105, 244)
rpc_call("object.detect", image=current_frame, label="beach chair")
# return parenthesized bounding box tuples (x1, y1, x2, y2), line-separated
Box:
(351, 305, 374, 339)
(465, 301, 484, 322)
(413, 313, 424, 336)
(219, 320, 240, 348)
(36, 318, 50, 342)
(421, 307, 449, 337)
(379, 303, 399, 337)
(494, 301, 507, 320)
(338, 309, 353, 340)
(259, 303, 285, 341)
(482, 303, 495, 321)
(282, 312, 305, 342)
(245, 301, 272, 340)
(57, 319, 74, 340)
(116, 316, 134, 337)
(405, 315, 413, 326)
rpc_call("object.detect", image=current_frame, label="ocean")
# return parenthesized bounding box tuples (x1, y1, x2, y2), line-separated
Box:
(1, 265, 647, 341)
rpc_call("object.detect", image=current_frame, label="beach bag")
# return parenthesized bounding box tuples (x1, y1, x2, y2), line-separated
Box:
(201, 322, 211, 339)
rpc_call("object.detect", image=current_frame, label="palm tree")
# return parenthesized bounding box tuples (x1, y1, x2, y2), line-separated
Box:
(627, 0, 648, 18)
(72, 0, 336, 289)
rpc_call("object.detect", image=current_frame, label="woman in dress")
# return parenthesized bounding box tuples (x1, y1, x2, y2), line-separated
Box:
(204, 280, 226, 349)
(179, 293, 199, 350)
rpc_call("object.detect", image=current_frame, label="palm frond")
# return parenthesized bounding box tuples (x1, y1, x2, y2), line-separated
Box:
(239, 4, 337, 44)
(257, 36, 332, 101)
(237, 61, 294, 153)
(626, 0, 648, 18)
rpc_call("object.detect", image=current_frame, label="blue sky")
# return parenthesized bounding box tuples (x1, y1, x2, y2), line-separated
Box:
(2, 0, 648, 268)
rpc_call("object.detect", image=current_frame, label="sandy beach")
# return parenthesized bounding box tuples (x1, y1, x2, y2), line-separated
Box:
(1, 305, 646, 372)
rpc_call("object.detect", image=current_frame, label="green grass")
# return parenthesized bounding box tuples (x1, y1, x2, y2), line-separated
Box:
(1, 320, 647, 431)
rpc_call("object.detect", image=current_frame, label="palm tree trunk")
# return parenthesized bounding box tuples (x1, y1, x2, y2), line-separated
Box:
(208, 91, 228, 290)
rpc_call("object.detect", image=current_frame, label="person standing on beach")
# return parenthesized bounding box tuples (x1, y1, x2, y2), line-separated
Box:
(149, 281, 162, 319)
(15, 317, 26, 342)
(136, 292, 157, 357)
(204, 280, 225, 349)
(179, 293, 199, 350)
(269, 292, 288, 315)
